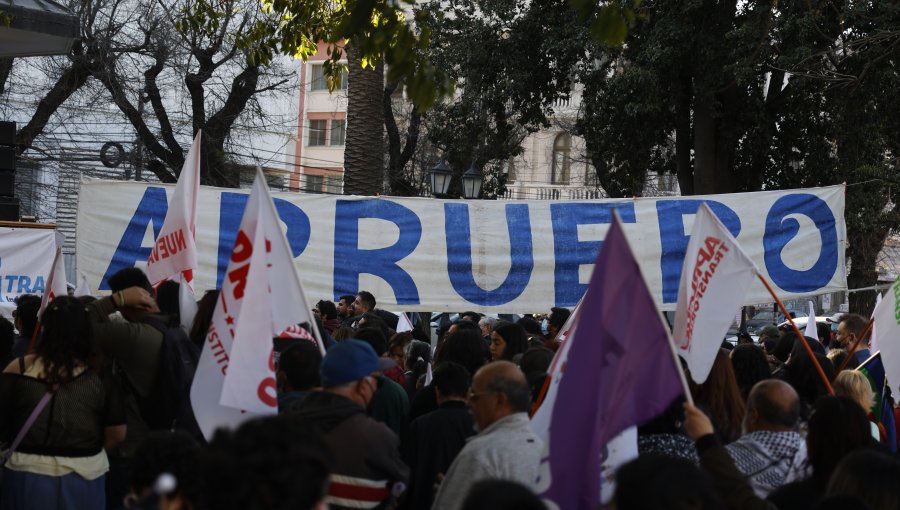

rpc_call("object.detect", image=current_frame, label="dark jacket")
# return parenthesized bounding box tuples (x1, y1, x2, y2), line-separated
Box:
(408, 384, 438, 423)
(767, 477, 825, 510)
(400, 400, 475, 510)
(87, 297, 164, 456)
(370, 376, 410, 437)
(292, 391, 409, 510)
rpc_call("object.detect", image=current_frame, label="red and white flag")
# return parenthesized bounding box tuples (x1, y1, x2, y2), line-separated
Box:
(190, 169, 323, 439)
(145, 132, 201, 290)
(673, 203, 758, 383)
(396, 312, 414, 333)
(38, 247, 68, 317)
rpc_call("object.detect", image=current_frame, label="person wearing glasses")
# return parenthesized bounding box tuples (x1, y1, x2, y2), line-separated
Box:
(290, 340, 408, 510)
(431, 361, 543, 510)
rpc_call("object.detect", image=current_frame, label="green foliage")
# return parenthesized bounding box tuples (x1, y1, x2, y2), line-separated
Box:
(419, 0, 590, 195)
(0, 10, 12, 27)
(178, 0, 452, 109)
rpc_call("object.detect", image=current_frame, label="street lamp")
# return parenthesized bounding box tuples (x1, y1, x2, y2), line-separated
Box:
(461, 163, 483, 199)
(430, 159, 452, 197)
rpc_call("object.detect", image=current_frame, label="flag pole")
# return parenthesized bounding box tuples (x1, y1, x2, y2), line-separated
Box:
(854, 350, 881, 371)
(257, 168, 327, 356)
(757, 274, 834, 395)
(663, 328, 694, 406)
(836, 319, 874, 373)
(25, 320, 41, 355)
(532, 304, 584, 415)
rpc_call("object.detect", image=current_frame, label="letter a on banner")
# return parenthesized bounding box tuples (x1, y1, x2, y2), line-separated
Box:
(673, 203, 758, 383)
(145, 131, 200, 289)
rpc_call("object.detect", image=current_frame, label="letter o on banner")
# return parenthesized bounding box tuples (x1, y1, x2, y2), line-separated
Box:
(763, 194, 838, 293)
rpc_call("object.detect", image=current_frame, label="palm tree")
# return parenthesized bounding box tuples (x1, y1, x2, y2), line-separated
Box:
(343, 44, 385, 196)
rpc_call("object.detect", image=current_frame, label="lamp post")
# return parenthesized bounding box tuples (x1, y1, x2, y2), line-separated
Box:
(461, 163, 483, 199)
(429, 159, 452, 197)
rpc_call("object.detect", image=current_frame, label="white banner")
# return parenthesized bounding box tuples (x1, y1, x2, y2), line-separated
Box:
(76, 181, 847, 313)
(0, 227, 59, 304)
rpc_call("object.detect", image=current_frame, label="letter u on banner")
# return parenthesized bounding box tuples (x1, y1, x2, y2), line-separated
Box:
(445, 203, 533, 306)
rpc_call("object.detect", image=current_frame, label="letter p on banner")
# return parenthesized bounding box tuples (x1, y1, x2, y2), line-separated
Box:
(673, 203, 758, 384)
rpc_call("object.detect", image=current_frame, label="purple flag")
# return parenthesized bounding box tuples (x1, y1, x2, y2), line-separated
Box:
(536, 213, 685, 510)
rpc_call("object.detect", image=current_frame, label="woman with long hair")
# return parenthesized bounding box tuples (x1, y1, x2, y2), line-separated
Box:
(0, 296, 126, 510)
(690, 349, 746, 444)
(489, 322, 529, 363)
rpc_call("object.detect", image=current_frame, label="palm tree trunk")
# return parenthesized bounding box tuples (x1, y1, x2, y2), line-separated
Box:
(343, 44, 385, 196)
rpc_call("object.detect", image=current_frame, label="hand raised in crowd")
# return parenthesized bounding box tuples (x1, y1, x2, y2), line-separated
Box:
(683, 402, 715, 440)
(117, 286, 159, 312)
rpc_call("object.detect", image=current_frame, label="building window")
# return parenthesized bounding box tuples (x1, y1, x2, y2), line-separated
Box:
(585, 161, 599, 186)
(505, 159, 516, 184)
(326, 175, 342, 194)
(304, 174, 323, 193)
(311, 64, 348, 91)
(308, 120, 327, 146)
(330, 119, 346, 146)
(552, 133, 571, 184)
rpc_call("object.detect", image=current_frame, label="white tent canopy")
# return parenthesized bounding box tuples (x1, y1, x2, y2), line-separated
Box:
(0, 0, 79, 57)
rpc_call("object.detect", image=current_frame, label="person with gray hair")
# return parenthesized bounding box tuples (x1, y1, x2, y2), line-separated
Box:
(431, 361, 543, 510)
(478, 316, 498, 344)
(724, 379, 807, 497)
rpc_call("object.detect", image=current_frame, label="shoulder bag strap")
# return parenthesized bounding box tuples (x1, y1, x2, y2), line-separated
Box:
(1, 386, 56, 467)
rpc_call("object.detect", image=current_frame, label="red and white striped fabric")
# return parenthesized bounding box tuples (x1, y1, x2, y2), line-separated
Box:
(325, 474, 391, 509)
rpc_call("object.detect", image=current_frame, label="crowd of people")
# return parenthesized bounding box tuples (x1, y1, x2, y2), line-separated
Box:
(0, 266, 898, 510)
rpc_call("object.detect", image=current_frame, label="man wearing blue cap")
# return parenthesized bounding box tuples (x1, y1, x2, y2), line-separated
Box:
(291, 339, 409, 510)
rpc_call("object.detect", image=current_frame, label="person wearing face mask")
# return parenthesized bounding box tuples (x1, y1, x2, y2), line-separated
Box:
(290, 340, 409, 510)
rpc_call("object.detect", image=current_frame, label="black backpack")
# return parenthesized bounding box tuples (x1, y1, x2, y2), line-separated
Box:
(134, 316, 204, 441)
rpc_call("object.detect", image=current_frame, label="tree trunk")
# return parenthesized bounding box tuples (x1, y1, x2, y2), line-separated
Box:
(344, 44, 385, 196)
(692, 94, 719, 195)
(383, 82, 421, 196)
(674, 74, 694, 195)
(847, 225, 889, 315)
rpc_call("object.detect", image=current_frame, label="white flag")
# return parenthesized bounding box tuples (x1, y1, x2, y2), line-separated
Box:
(189, 169, 323, 438)
(145, 132, 201, 289)
(38, 247, 68, 317)
(805, 300, 818, 339)
(178, 272, 198, 333)
(529, 297, 584, 441)
(673, 203, 758, 383)
(870, 293, 882, 352)
(74, 271, 91, 298)
(220, 169, 323, 413)
(396, 312, 414, 333)
(872, 280, 900, 397)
